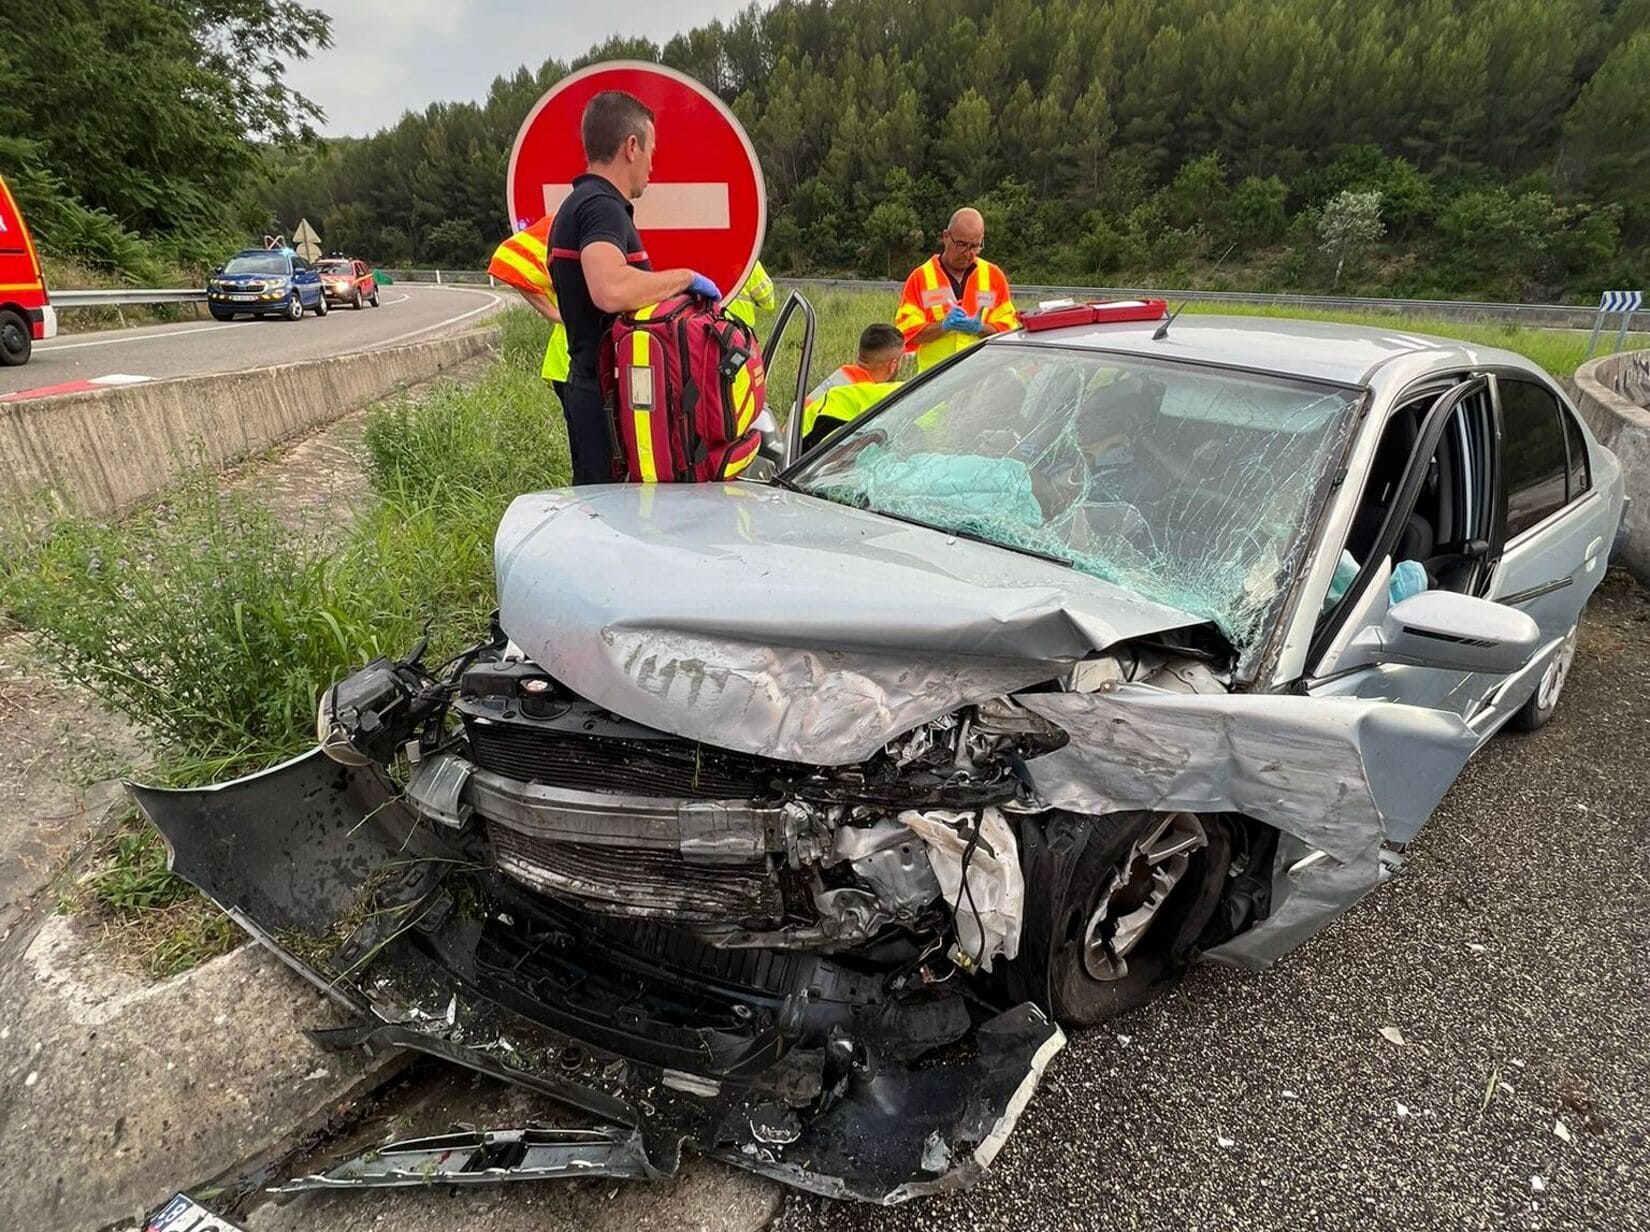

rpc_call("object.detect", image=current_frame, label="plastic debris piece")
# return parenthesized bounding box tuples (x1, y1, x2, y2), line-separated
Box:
(1282, 1090, 1298, 1100)
(1530, 1175, 1547, 1193)
(1117, 1034, 1132, 1046)
(1380, 1026, 1406, 1047)
(1467, 942, 1487, 953)
(920, 1132, 952, 1173)
(1217, 1136, 1235, 1149)
(1554, 1120, 1574, 1144)
(1395, 1102, 1410, 1120)
(445, 995, 458, 1025)
(1512, 1058, 1526, 1069)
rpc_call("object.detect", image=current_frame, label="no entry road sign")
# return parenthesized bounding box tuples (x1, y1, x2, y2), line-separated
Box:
(506, 61, 766, 305)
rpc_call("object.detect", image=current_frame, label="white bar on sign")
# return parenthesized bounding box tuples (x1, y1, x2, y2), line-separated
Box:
(540, 182, 730, 230)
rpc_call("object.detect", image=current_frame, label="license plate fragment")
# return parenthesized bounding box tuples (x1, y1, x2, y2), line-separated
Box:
(143, 1193, 248, 1232)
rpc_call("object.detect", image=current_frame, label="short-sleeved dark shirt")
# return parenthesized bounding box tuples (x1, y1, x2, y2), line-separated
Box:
(549, 174, 651, 382)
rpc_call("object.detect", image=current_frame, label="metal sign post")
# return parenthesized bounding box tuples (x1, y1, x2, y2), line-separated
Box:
(1614, 308, 1638, 354)
(1587, 290, 1643, 358)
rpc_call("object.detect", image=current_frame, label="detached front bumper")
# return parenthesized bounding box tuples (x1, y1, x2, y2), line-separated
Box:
(127, 749, 1064, 1203)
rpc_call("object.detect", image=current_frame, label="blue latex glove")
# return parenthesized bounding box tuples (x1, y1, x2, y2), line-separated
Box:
(687, 272, 722, 301)
(947, 306, 987, 335)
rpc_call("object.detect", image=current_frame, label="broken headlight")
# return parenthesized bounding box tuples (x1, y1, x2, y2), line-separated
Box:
(317, 655, 434, 766)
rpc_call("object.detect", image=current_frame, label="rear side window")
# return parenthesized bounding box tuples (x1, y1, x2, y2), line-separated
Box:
(1561, 408, 1590, 502)
(1500, 378, 1569, 537)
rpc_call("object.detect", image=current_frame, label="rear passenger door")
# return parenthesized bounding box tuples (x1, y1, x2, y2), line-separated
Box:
(1486, 374, 1602, 632)
(1475, 373, 1607, 725)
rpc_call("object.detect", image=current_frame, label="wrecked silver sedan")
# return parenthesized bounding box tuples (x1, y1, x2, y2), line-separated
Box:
(131, 312, 1624, 1202)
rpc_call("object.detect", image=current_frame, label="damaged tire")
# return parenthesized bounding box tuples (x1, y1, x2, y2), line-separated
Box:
(1508, 621, 1577, 732)
(1013, 811, 1231, 1029)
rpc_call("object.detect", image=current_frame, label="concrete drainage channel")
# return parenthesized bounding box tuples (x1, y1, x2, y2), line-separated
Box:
(1568, 350, 1650, 585)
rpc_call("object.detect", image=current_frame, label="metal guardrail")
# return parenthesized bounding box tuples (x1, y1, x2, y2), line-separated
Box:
(377, 268, 493, 286)
(51, 287, 207, 308)
(781, 277, 1619, 330)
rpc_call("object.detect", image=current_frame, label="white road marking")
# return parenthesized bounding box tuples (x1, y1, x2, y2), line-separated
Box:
(39, 322, 243, 351)
(369, 286, 506, 348)
(541, 182, 731, 230)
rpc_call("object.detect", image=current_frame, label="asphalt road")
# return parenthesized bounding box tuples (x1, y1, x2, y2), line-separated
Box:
(0, 283, 507, 398)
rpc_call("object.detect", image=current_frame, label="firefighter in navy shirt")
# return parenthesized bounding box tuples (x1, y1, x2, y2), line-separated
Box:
(549, 90, 719, 483)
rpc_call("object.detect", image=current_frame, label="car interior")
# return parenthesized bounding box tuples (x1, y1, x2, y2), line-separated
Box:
(1339, 387, 1496, 603)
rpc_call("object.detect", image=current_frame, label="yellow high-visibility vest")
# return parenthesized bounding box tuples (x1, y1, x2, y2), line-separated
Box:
(726, 260, 775, 328)
(800, 364, 900, 448)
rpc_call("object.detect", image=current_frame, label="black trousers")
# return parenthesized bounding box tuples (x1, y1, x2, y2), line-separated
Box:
(560, 374, 617, 484)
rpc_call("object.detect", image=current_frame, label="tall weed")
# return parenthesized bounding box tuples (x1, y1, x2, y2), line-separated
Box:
(1, 479, 491, 776)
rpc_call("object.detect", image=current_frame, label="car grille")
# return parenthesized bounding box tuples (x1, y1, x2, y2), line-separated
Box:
(464, 718, 769, 800)
(489, 823, 782, 925)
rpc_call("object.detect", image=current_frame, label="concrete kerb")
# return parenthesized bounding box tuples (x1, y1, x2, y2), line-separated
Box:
(1566, 349, 1650, 584)
(0, 326, 500, 538)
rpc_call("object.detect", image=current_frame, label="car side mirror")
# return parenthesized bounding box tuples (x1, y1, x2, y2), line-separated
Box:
(212, 266, 223, 276)
(1352, 591, 1542, 675)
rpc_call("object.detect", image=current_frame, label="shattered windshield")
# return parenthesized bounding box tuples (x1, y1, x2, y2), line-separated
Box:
(790, 344, 1361, 658)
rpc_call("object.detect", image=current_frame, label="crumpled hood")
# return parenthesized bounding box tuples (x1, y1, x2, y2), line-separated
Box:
(493, 485, 1203, 764)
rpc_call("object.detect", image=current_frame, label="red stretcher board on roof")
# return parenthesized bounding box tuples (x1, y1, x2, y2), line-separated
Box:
(1020, 299, 1169, 332)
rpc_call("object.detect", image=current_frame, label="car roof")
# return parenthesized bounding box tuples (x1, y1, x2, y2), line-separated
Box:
(231, 248, 291, 260)
(997, 312, 1541, 389)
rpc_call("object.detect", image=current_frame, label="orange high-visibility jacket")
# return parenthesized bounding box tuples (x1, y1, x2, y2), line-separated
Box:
(894, 255, 1018, 371)
(488, 217, 569, 382)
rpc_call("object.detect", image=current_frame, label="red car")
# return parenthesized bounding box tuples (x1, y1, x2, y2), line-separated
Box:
(316, 256, 380, 310)
(0, 173, 56, 365)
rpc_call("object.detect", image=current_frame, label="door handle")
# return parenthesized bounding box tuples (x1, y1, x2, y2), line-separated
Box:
(1585, 535, 1603, 560)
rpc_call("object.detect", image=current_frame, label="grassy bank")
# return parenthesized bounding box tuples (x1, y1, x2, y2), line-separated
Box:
(0, 310, 561, 973)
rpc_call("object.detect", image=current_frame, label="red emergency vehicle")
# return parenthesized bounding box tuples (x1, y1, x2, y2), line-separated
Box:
(0, 174, 56, 366)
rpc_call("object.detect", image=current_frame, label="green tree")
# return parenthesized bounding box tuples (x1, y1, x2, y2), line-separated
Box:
(862, 197, 923, 277)
(1565, 30, 1650, 238)
(938, 90, 997, 198)
(1318, 190, 1385, 287)
(1230, 176, 1289, 244)
(0, 1, 330, 241)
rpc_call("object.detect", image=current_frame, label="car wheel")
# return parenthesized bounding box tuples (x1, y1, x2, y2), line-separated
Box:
(1012, 810, 1231, 1029)
(352, 290, 363, 310)
(313, 293, 329, 317)
(0, 309, 33, 365)
(369, 289, 380, 307)
(286, 297, 304, 321)
(209, 307, 235, 322)
(1509, 622, 1578, 732)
